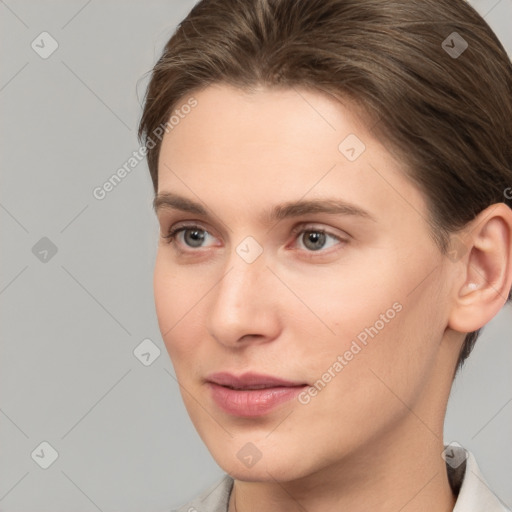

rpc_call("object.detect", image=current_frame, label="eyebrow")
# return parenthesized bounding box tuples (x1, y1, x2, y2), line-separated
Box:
(153, 192, 377, 224)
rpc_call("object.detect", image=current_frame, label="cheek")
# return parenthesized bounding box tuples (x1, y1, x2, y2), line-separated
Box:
(280, 250, 442, 385)
(278, 257, 402, 347)
(153, 253, 199, 360)
(153, 253, 175, 336)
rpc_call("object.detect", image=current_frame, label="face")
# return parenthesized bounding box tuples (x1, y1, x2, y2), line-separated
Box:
(153, 83, 458, 483)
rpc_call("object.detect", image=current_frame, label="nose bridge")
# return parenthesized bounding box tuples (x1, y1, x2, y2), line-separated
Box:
(206, 242, 277, 344)
(215, 247, 266, 316)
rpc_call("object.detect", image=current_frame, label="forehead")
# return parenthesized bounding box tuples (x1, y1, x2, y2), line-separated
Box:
(159, 83, 372, 165)
(156, 83, 427, 229)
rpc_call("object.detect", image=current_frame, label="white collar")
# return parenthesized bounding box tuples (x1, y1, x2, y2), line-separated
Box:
(448, 445, 509, 511)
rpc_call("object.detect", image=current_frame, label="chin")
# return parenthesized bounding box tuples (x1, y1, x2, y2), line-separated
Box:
(205, 439, 316, 482)
(220, 458, 303, 482)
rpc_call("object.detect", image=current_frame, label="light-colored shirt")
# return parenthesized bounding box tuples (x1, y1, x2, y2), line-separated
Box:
(174, 445, 510, 512)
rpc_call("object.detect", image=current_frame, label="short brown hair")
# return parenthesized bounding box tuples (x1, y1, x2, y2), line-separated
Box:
(138, 0, 512, 372)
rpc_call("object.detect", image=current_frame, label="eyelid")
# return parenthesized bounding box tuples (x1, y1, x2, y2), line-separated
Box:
(286, 224, 347, 256)
(163, 221, 350, 252)
(289, 222, 350, 241)
(163, 222, 219, 246)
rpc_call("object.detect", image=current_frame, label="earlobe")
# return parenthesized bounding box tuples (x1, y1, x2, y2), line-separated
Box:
(448, 203, 512, 334)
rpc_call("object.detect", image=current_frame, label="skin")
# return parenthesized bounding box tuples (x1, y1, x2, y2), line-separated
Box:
(153, 83, 512, 512)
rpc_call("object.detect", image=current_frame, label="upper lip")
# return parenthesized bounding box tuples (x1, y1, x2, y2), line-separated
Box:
(206, 372, 307, 390)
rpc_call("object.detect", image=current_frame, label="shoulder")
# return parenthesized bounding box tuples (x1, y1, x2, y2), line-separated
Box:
(173, 474, 234, 512)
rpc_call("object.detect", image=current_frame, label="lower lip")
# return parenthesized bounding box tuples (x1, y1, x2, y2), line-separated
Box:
(207, 382, 307, 417)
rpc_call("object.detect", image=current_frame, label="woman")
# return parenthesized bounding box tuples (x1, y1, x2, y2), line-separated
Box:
(138, 0, 512, 510)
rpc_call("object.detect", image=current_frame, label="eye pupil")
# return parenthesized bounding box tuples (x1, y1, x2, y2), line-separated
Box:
(185, 229, 205, 247)
(303, 231, 326, 251)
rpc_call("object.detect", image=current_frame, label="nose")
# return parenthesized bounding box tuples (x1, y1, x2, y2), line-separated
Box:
(205, 249, 281, 348)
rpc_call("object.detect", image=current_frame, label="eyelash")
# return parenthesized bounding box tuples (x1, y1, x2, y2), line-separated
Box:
(161, 223, 348, 255)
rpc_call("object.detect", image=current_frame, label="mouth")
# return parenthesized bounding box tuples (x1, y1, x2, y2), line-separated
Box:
(206, 371, 306, 388)
(221, 383, 288, 390)
(205, 372, 309, 417)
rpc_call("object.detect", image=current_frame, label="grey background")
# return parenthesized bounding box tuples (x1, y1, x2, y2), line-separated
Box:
(0, 1, 511, 510)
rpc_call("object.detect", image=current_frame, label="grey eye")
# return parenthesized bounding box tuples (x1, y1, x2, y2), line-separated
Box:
(302, 231, 327, 251)
(183, 228, 207, 247)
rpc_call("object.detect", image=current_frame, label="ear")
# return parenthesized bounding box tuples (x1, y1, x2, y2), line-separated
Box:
(448, 202, 512, 334)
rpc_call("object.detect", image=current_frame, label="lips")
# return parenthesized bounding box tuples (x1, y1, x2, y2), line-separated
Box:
(206, 372, 305, 389)
(205, 372, 308, 417)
